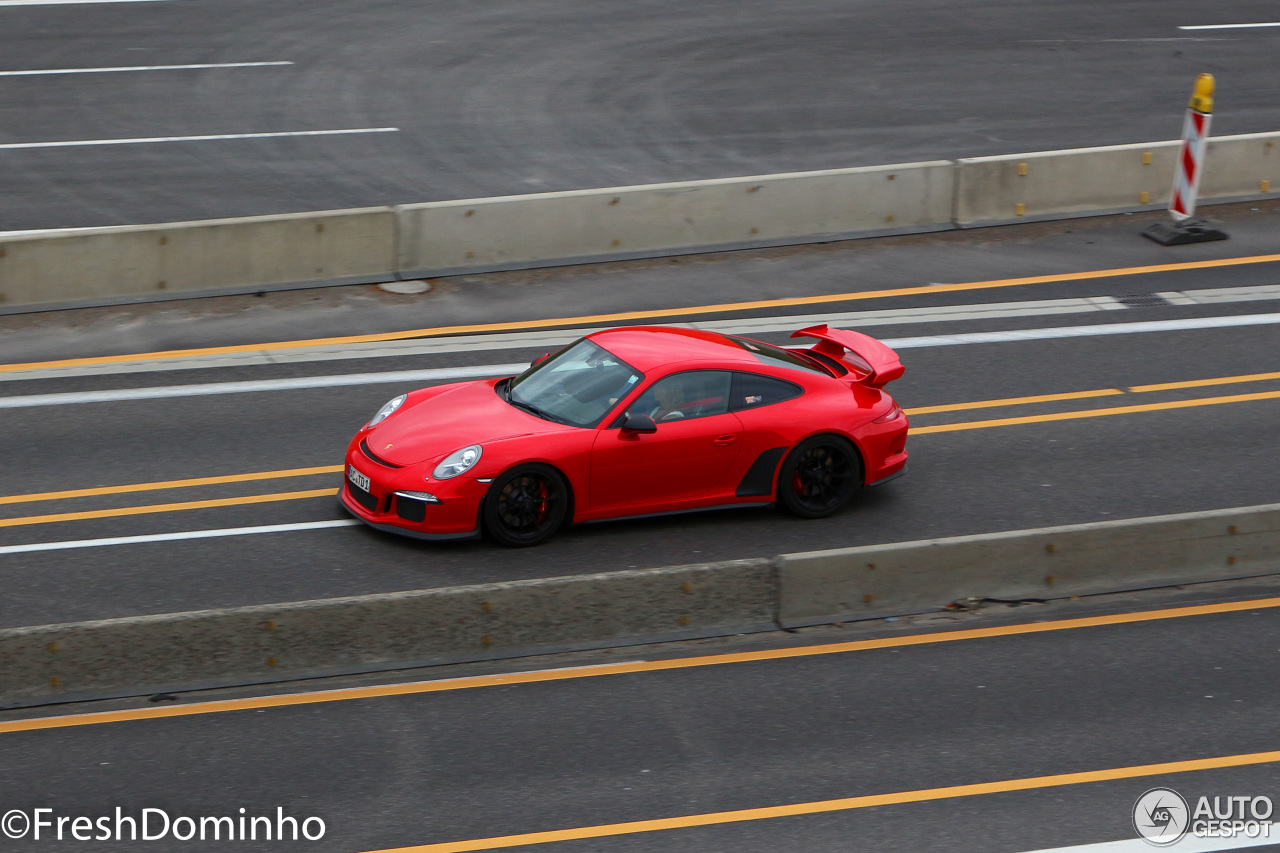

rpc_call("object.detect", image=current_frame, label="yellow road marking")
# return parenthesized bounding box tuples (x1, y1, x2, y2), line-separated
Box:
(366, 748, 1280, 853)
(3, 596, 1278, 735)
(909, 368, 1280, 417)
(910, 389, 1280, 434)
(2, 375, 1278, 515)
(0, 466, 344, 507)
(4, 253, 1280, 374)
(0, 489, 337, 528)
(904, 388, 1122, 415)
(1130, 370, 1280, 393)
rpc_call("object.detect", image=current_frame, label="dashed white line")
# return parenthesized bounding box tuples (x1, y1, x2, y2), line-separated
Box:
(0, 364, 529, 409)
(0, 0, 178, 5)
(0, 520, 361, 555)
(1178, 22, 1280, 30)
(882, 312, 1280, 349)
(0, 62, 293, 77)
(0, 128, 399, 150)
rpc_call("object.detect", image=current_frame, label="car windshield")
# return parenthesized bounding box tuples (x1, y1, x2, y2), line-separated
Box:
(507, 339, 643, 428)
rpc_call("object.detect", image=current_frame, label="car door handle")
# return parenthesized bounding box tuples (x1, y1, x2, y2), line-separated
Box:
(712, 435, 738, 446)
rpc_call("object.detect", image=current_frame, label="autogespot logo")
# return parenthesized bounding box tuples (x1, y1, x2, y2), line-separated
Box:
(1134, 788, 1191, 846)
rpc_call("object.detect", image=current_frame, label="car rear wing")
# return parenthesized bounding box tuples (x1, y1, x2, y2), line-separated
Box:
(790, 324, 905, 387)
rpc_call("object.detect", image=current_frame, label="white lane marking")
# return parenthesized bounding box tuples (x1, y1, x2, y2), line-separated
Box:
(1179, 22, 1280, 30)
(0, 297, 1127, 382)
(0, 0, 177, 5)
(0, 62, 292, 76)
(6, 284, 1280, 384)
(0, 363, 529, 409)
(0, 127, 399, 150)
(1020, 825, 1278, 852)
(0, 297, 1126, 382)
(0, 520, 361, 555)
(883, 312, 1280, 349)
(1159, 284, 1280, 306)
(1021, 37, 1231, 42)
(5, 313, 1280, 409)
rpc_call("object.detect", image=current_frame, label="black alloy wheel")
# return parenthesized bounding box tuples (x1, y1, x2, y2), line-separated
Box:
(777, 435, 860, 518)
(483, 464, 570, 547)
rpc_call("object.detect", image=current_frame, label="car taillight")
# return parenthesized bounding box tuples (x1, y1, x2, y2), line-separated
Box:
(872, 403, 904, 423)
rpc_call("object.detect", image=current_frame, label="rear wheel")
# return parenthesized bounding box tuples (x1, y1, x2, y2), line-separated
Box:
(777, 435, 860, 518)
(482, 464, 569, 547)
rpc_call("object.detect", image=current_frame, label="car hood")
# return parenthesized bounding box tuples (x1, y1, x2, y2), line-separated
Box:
(364, 380, 566, 466)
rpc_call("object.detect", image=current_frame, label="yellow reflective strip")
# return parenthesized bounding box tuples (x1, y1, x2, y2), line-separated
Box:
(911, 389, 1280, 434)
(0, 466, 344, 507)
(360, 749, 1280, 853)
(1129, 370, 1280, 393)
(904, 388, 1122, 415)
(0, 489, 337, 528)
(3, 595, 1278, 735)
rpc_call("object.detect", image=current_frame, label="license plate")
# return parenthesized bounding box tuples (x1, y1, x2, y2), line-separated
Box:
(347, 464, 371, 492)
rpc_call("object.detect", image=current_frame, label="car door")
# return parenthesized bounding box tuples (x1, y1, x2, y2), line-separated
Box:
(590, 370, 743, 510)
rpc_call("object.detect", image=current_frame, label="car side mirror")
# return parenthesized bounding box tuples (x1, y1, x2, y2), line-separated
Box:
(620, 412, 657, 434)
(532, 352, 552, 366)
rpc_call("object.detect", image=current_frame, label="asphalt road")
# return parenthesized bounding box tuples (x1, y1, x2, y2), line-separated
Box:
(4, 581, 1280, 852)
(1, 0, 1279, 230)
(0, 204, 1278, 628)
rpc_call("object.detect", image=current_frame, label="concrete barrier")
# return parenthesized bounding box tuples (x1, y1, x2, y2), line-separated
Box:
(1202, 131, 1280, 200)
(954, 131, 1280, 226)
(778, 503, 1280, 628)
(0, 559, 775, 708)
(2, 133, 1277, 312)
(5, 505, 1280, 708)
(395, 162, 956, 277)
(0, 207, 396, 311)
(2, 504, 1280, 701)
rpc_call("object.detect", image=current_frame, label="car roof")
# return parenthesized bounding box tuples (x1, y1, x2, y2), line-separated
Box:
(586, 326, 773, 372)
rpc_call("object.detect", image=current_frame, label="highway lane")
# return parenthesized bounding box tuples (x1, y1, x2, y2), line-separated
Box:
(4, 585, 1280, 852)
(0, 295, 1278, 627)
(1, 0, 1279, 229)
(1, 210, 1278, 628)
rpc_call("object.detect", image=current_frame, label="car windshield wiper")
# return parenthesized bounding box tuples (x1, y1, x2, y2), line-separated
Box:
(507, 396, 550, 420)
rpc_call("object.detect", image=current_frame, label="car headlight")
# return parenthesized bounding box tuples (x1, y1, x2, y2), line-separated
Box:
(433, 445, 483, 480)
(367, 394, 406, 428)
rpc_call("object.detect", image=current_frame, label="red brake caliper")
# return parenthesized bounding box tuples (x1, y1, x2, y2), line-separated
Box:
(534, 480, 548, 523)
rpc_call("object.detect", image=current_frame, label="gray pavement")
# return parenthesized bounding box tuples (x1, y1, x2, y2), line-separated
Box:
(4, 580, 1280, 852)
(1, 0, 1279, 230)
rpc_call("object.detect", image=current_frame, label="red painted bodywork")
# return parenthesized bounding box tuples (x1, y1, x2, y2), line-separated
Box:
(340, 326, 909, 540)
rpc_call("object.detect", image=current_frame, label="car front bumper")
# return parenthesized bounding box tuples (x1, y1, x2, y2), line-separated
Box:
(341, 442, 488, 540)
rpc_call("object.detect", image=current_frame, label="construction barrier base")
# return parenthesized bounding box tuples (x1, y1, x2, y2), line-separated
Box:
(1141, 216, 1230, 245)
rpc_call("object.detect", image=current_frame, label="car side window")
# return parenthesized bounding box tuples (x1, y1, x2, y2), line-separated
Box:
(729, 372, 804, 412)
(629, 371, 733, 423)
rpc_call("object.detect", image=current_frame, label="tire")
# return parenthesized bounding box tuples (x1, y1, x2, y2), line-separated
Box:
(482, 464, 570, 547)
(777, 435, 861, 519)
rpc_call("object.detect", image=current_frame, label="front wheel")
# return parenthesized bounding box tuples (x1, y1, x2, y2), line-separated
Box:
(482, 464, 570, 547)
(777, 435, 861, 519)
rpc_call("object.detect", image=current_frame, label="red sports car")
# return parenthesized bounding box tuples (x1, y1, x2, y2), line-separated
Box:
(340, 324, 908, 546)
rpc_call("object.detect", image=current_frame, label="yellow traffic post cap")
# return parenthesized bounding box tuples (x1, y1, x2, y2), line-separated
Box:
(1189, 73, 1214, 114)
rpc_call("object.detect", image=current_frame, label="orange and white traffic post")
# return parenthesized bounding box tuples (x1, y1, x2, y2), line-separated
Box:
(1143, 73, 1228, 245)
